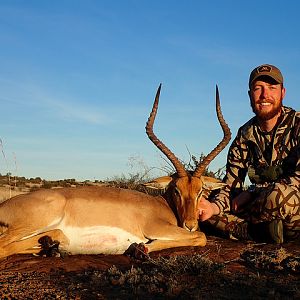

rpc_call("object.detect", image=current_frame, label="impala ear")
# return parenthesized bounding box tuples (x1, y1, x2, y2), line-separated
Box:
(201, 176, 227, 191)
(143, 176, 173, 190)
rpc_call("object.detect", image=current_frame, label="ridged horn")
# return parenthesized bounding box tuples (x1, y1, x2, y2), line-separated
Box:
(146, 84, 188, 178)
(193, 85, 231, 178)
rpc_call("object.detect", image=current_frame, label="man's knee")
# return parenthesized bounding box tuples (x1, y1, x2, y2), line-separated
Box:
(264, 183, 300, 214)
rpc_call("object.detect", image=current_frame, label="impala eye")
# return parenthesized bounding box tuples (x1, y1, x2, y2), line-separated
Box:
(174, 188, 180, 197)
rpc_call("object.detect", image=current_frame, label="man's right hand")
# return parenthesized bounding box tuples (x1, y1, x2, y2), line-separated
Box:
(231, 191, 253, 213)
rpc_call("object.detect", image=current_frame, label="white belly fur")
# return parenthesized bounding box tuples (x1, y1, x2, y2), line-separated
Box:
(57, 224, 145, 255)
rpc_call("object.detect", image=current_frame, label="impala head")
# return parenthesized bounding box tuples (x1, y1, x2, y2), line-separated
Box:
(145, 84, 231, 232)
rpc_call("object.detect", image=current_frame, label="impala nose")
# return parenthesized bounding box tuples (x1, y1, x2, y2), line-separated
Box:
(183, 220, 199, 232)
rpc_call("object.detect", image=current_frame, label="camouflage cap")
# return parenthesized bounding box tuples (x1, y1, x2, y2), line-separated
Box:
(249, 64, 283, 87)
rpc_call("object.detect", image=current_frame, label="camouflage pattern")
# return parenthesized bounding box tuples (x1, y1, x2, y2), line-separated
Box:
(210, 106, 300, 239)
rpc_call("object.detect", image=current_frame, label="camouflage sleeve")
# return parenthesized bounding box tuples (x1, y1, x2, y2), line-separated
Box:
(287, 148, 300, 189)
(279, 125, 300, 190)
(212, 128, 248, 214)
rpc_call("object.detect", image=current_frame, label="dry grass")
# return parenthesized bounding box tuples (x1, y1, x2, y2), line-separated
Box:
(0, 186, 30, 203)
(105, 254, 225, 298)
(241, 247, 300, 273)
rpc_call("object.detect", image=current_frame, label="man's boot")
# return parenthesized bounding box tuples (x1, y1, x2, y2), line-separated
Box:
(267, 219, 284, 244)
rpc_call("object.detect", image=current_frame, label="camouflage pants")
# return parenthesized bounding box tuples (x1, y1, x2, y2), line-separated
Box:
(206, 183, 300, 240)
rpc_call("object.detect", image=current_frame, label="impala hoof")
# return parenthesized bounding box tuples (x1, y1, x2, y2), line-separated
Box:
(124, 243, 149, 260)
(38, 235, 61, 257)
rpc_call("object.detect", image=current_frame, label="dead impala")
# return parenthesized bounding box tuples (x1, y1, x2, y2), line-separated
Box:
(0, 85, 230, 258)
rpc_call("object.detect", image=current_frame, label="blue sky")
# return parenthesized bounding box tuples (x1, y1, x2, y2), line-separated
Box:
(0, 1, 299, 181)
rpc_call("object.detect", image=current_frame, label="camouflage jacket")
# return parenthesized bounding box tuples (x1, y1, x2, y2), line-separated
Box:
(213, 106, 300, 214)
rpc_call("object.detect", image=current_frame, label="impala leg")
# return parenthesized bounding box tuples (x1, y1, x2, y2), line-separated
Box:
(146, 233, 206, 253)
(144, 224, 207, 253)
(0, 229, 69, 259)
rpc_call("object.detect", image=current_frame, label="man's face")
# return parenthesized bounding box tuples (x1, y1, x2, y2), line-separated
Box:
(249, 77, 286, 121)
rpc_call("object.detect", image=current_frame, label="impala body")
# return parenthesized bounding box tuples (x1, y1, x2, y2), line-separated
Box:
(0, 186, 208, 257)
(0, 85, 230, 258)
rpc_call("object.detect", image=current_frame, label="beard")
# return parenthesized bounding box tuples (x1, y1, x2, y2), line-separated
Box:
(251, 96, 283, 121)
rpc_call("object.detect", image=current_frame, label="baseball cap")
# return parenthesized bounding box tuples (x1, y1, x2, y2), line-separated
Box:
(249, 64, 283, 87)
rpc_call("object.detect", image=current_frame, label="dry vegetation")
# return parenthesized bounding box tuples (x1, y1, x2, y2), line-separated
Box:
(0, 239, 299, 299)
(0, 174, 107, 202)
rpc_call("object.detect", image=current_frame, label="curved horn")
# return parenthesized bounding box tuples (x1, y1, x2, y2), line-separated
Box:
(146, 84, 188, 178)
(193, 85, 231, 178)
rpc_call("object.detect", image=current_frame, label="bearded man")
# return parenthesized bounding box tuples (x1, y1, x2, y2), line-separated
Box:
(198, 64, 300, 244)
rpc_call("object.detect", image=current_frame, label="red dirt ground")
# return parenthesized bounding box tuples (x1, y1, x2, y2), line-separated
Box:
(0, 235, 299, 299)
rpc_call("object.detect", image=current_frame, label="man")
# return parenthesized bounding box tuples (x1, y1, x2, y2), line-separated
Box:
(199, 64, 300, 243)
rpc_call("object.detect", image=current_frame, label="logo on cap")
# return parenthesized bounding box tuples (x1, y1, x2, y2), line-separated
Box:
(257, 65, 272, 73)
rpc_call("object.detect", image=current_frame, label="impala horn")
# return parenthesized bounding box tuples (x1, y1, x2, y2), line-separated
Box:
(146, 84, 188, 178)
(193, 85, 231, 178)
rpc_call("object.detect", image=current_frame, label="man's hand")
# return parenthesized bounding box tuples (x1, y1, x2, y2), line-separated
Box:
(197, 198, 220, 222)
(231, 191, 252, 213)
